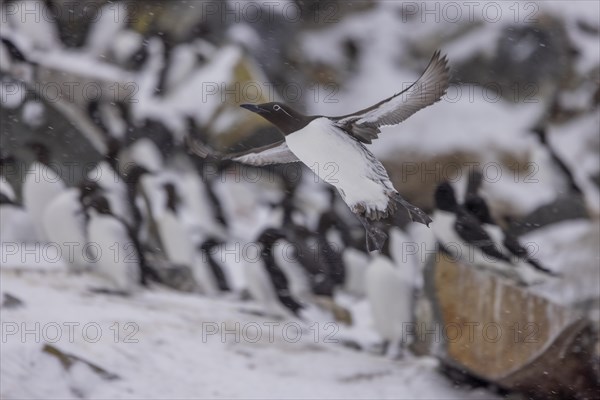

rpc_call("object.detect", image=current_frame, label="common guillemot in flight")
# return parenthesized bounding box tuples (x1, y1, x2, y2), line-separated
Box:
(189, 51, 450, 251)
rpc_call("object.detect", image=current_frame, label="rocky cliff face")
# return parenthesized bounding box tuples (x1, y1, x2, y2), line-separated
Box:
(414, 253, 598, 399)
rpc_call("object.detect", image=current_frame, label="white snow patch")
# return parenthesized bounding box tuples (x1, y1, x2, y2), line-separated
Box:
(1, 268, 497, 399)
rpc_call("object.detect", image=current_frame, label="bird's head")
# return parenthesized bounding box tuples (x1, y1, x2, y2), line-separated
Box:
(240, 102, 311, 135)
(25, 141, 51, 165)
(121, 165, 150, 185)
(200, 237, 223, 253)
(162, 182, 180, 212)
(465, 196, 495, 225)
(87, 195, 112, 215)
(257, 228, 287, 247)
(77, 178, 100, 205)
(434, 181, 458, 212)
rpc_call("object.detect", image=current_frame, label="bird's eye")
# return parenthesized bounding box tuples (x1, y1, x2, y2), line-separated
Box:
(273, 105, 281, 111)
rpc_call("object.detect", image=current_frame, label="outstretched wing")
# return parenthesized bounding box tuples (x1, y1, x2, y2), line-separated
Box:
(333, 50, 450, 144)
(186, 136, 300, 166)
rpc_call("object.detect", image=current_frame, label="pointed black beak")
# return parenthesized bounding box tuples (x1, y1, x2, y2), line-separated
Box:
(240, 104, 266, 114)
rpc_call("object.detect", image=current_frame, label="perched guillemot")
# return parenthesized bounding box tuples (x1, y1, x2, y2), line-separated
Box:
(22, 142, 67, 242)
(189, 51, 450, 251)
(432, 182, 554, 284)
(463, 172, 556, 276)
(153, 182, 211, 291)
(1, 154, 38, 244)
(244, 228, 305, 318)
(198, 237, 231, 292)
(41, 179, 99, 271)
(365, 227, 415, 357)
(464, 170, 496, 225)
(0, 186, 38, 245)
(86, 195, 142, 294)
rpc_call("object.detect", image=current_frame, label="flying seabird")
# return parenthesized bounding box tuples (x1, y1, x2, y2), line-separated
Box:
(188, 51, 450, 251)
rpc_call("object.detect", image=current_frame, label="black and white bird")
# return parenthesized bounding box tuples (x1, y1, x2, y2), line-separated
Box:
(197, 237, 231, 293)
(365, 227, 415, 357)
(189, 51, 450, 251)
(463, 171, 557, 276)
(244, 228, 305, 318)
(315, 209, 346, 289)
(1, 154, 39, 244)
(432, 182, 555, 285)
(41, 179, 99, 271)
(22, 142, 67, 242)
(151, 182, 230, 295)
(464, 170, 496, 225)
(176, 169, 228, 241)
(318, 187, 373, 297)
(86, 195, 145, 294)
(0, 185, 38, 245)
(284, 224, 337, 298)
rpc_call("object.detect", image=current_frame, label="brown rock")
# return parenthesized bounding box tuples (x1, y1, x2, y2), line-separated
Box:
(414, 253, 599, 399)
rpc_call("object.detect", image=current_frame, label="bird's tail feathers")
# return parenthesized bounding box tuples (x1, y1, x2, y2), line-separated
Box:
(390, 192, 432, 226)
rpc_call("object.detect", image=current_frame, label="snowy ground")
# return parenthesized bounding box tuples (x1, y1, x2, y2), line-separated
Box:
(1, 265, 496, 399)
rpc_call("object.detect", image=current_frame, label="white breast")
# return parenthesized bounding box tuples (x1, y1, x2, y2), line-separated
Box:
(341, 247, 370, 297)
(273, 238, 312, 301)
(285, 118, 393, 214)
(87, 213, 140, 293)
(243, 257, 289, 317)
(23, 161, 66, 242)
(157, 210, 195, 266)
(42, 189, 88, 270)
(0, 205, 38, 244)
(365, 255, 413, 342)
(87, 161, 131, 225)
